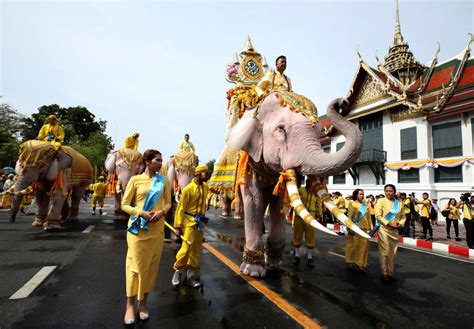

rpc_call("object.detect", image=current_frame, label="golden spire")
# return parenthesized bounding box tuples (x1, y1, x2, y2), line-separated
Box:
(393, 0, 404, 45)
(244, 34, 254, 52)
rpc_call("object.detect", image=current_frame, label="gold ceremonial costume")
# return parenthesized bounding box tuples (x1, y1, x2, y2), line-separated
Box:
(91, 181, 108, 208)
(375, 198, 406, 277)
(345, 201, 373, 268)
(255, 70, 292, 97)
(38, 123, 65, 147)
(124, 136, 139, 150)
(292, 187, 322, 249)
(121, 174, 171, 300)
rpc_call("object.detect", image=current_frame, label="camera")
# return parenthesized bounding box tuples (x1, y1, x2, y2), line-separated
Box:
(460, 193, 472, 203)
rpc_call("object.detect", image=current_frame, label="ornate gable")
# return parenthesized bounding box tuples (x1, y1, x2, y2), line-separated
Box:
(353, 75, 386, 107)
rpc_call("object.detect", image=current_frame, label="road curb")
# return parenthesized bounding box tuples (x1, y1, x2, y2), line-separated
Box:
(324, 223, 474, 259)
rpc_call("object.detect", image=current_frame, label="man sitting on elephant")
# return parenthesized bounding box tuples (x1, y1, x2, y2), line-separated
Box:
(255, 55, 292, 97)
(124, 132, 140, 150)
(37, 115, 65, 148)
(179, 133, 195, 154)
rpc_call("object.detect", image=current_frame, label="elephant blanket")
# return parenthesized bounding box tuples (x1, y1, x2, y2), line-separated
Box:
(118, 148, 142, 169)
(62, 147, 93, 187)
(18, 140, 58, 170)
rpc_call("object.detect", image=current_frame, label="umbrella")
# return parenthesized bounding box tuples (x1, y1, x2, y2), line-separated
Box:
(2, 167, 15, 174)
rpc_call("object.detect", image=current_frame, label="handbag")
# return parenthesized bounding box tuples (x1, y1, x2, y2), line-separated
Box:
(441, 209, 450, 217)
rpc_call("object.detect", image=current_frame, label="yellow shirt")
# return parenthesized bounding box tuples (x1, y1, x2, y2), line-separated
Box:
(293, 187, 322, 219)
(375, 197, 406, 227)
(335, 196, 346, 209)
(347, 201, 373, 231)
(255, 70, 292, 97)
(124, 136, 139, 150)
(444, 204, 460, 220)
(174, 179, 208, 228)
(92, 182, 109, 197)
(179, 141, 195, 153)
(420, 199, 431, 217)
(38, 124, 65, 144)
(367, 199, 376, 215)
(403, 199, 411, 214)
(463, 203, 473, 220)
(121, 173, 171, 219)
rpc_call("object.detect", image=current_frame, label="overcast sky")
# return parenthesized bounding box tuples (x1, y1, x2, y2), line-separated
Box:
(1, 0, 473, 163)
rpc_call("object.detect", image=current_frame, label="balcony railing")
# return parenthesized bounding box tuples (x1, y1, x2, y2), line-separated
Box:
(356, 149, 387, 163)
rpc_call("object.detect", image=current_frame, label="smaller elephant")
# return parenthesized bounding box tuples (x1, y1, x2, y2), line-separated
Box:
(9, 140, 93, 231)
(105, 148, 143, 221)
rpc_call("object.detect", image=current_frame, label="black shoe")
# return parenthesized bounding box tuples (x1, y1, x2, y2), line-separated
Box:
(420, 235, 426, 240)
(185, 278, 201, 288)
(381, 275, 390, 284)
(447, 235, 451, 239)
(307, 258, 315, 267)
(91, 212, 96, 216)
(425, 236, 433, 241)
(388, 275, 397, 282)
(455, 237, 461, 241)
(99, 209, 103, 215)
(293, 256, 300, 265)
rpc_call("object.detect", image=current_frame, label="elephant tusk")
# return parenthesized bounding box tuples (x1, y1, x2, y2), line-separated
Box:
(285, 177, 338, 236)
(312, 179, 371, 239)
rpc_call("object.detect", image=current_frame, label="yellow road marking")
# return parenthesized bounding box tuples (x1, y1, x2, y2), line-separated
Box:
(203, 242, 322, 329)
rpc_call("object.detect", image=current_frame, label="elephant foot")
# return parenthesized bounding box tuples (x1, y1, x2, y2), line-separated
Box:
(240, 262, 266, 277)
(32, 217, 46, 227)
(43, 219, 62, 232)
(66, 217, 78, 223)
(234, 214, 242, 220)
(68, 208, 79, 219)
(265, 242, 285, 269)
(241, 246, 266, 277)
(265, 254, 283, 269)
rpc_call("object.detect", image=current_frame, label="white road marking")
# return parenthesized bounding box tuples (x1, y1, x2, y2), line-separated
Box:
(327, 251, 345, 258)
(82, 225, 95, 234)
(9, 266, 57, 299)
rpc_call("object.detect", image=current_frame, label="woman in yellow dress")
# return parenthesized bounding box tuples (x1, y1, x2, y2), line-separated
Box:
(346, 188, 373, 272)
(121, 149, 171, 325)
(443, 198, 461, 241)
(374, 184, 406, 283)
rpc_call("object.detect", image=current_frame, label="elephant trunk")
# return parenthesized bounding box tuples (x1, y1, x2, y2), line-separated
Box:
(9, 175, 34, 222)
(298, 99, 363, 176)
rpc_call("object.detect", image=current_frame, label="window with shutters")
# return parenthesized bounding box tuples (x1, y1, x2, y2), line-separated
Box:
(400, 127, 417, 160)
(434, 166, 463, 183)
(333, 142, 346, 184)
(398, 168, 420, 183)
(432, 121, 462, 158)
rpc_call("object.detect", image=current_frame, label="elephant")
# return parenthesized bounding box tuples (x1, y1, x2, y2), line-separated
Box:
(105, 148, 143, 221)
(227, 91, 366, 277)
(9, 140, 93, 231)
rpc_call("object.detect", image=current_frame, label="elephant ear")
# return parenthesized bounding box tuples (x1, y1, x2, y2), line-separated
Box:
(57, 150, 74, 170)
(227, 109, 263, 162)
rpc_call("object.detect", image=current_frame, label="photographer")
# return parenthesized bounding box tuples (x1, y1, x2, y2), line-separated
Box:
(460, 193, 474, 249)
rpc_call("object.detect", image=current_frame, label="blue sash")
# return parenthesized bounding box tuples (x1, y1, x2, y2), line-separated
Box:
(128, 174, 166, 235)
(4, 180, 15, 190)
(355, 202, 368, 225)
(185, 212, 209, 231)
(369, 198, 400, 237)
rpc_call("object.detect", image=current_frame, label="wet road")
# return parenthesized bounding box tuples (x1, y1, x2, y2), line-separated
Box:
(0, 200, 473, 329)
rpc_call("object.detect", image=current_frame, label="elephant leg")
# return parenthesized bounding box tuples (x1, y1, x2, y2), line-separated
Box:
(68, 186, 85, 221)
(266, 195, 286, 268)
(61, 191, 70, 220)
(114, 193, 128, 221)
(33, 191, 49, 227)
(220, 196, 228, 217)
(44, 178, 69, 232)
(239, 178, 267, 277)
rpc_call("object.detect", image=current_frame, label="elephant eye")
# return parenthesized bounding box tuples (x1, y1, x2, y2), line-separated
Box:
(277, 124, 285, 132)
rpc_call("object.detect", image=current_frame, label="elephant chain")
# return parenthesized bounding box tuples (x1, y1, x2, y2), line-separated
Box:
(265, 241, 285, 260)
(242, 246, 265, 265)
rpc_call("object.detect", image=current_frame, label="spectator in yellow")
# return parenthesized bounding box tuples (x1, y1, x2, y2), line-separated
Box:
(37, 115, 65, 147)
(179, 133, 195, 153)
(291, 176, 322, 267)
(124, 132, 140, 150)
(374, 184, 406, 283)
(346, 188, 373, 272)
(172, 164, 209, 288)
(415, 192, 433, 241)
(91, 176, 108, 215)
(443, 198, 460, 241)
(255, 55, 292, 97)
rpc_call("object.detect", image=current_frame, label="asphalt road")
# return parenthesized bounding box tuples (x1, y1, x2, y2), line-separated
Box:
(0, 199, 473, 329)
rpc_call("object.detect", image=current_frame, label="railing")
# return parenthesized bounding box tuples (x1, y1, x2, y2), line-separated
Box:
(356, 149, 387, 163)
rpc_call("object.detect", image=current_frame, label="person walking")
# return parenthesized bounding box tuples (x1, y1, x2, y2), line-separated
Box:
(443, 198, 460, 241)
(121, 149, 171, 325)
(415, 193, 433, 240)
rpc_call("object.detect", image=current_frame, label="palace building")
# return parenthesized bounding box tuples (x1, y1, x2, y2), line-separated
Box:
(322, 1, 474, 204)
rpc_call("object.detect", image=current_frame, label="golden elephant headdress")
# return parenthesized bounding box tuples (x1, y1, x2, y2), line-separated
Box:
(273, 90, 319, 126)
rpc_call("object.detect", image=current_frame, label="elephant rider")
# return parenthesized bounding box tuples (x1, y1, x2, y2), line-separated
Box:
(91, 176, 108, 215)
(37, 114, 65, 148)
(291, 176, 322, 267)
(171, 164, 209, 288)
(179, 133, 195, 154)
(124, 132, 140, 150)
(255, 55, 292, 98)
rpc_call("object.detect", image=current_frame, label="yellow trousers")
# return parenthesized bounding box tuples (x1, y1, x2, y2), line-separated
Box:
(173, 225, 204, 271)
(292, 216, 315, 249)
(378, 225, 399, 276)
(91, 194, 105, 208)
(345, 233, 369, 267)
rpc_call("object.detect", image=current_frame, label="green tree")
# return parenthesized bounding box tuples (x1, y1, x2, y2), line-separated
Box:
(0, 104, 24, 168)
(206, 159, 216, 177)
